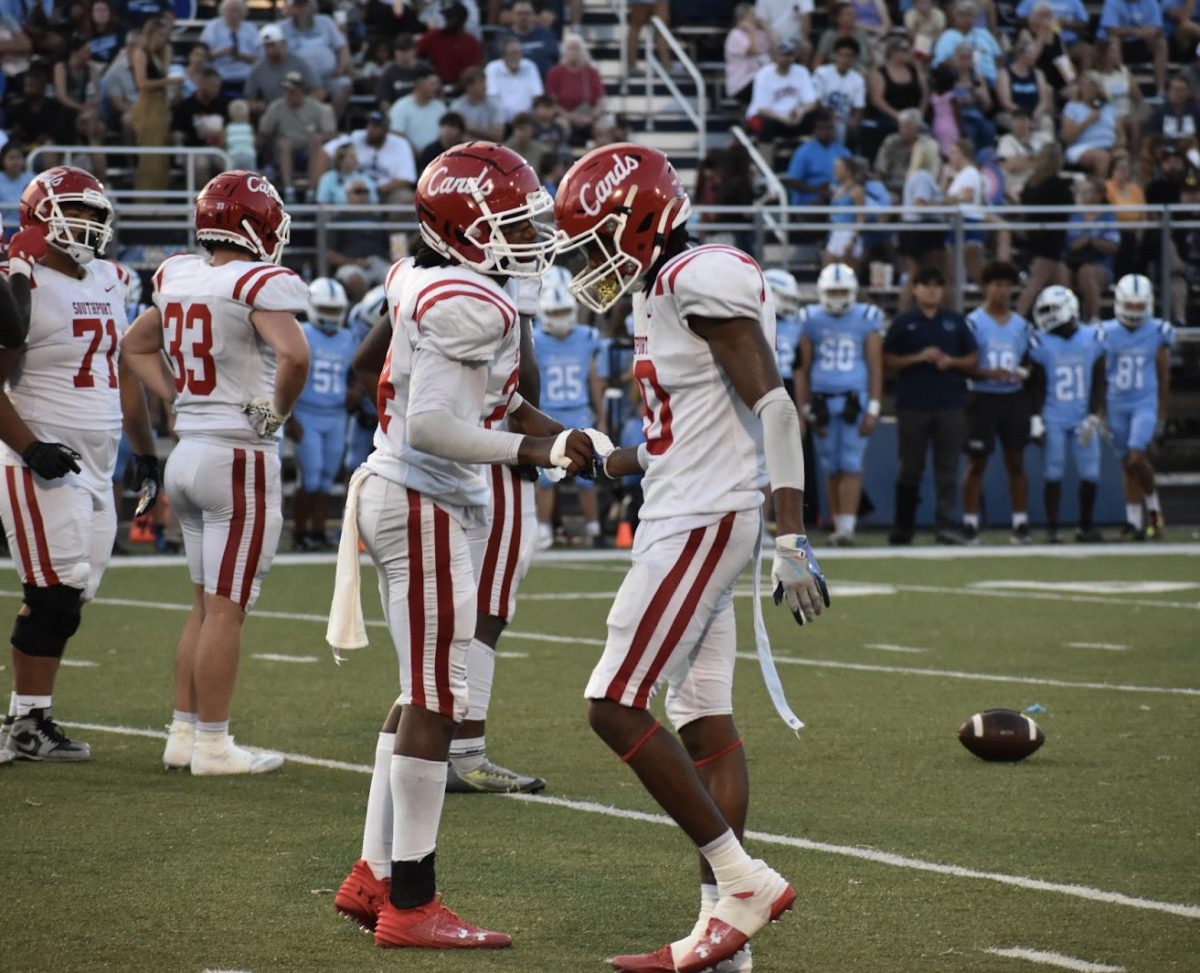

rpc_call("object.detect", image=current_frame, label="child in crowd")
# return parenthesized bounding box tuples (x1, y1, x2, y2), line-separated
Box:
(225, 99, 256, 170)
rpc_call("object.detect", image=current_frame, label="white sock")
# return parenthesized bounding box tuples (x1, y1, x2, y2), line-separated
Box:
(196, 721, 229, 736)
(172, 710, 197, 725)
(585, 520, 601, 538)
(1126, 503, 1144, 529)
(1012, 511, 1028, 529)
(835, 513, 856, 535)
(7, 691, 16, 718)
(537, 522, 553, 542)
(699, 829, 756, 891)
(461, 637, 495, 724)
(1145, 492, 1161, 514)
(15, 694, 52, 718)
(390, 754, 448, 862)
(448, 734, 487, 772)
(362, 732, 396, 880)
(963, 513, 980, 529)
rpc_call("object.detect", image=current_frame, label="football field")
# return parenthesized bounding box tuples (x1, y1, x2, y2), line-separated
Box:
(1, 543, 1198, 973)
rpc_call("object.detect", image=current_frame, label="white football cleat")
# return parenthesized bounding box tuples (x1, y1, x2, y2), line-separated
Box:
(162, 720, 195, 770)
(190, 733, 284, 776)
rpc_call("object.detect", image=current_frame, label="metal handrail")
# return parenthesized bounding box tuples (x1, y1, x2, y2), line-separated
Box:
(643, 15, 706, 159)
(27, 145, 233, 208)
(729, 125, 789, 246)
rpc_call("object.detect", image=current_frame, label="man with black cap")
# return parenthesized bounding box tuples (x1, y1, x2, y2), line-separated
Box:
(322, 110, 417, 204)
(257, 70, 336, 201)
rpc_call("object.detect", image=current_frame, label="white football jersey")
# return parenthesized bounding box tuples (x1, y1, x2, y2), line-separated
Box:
(151, 254, 310, 444)
(635, 245, 774, 522)
(366, 258, 518, 517)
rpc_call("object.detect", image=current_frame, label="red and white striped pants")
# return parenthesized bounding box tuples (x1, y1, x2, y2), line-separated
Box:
(466, 464, 537, 623)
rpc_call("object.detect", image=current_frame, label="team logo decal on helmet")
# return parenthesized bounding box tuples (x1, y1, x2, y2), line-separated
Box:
(20, 166, 114, 265)
(194, 170, 291, 264)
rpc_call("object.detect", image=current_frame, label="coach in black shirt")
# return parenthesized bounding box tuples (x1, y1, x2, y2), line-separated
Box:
(883, 267, 978, 544)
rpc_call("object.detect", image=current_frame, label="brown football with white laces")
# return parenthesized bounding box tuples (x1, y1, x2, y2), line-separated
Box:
(958, 708, 1045, 762)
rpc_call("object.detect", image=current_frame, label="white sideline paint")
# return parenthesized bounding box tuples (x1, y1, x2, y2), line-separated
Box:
(897, 583, 1200, 612)
(864, 642, 928, 654)
(520, 581, 897, 601)
(59, 659, 99, 668)
(985, 947, 1125, 972)
(975, 580, 1198, 595)
(53, 720, 1200, 923)
(495, 651, 529, 659)
(1066, 642, 1130, 652)
(251, 653, 319, 664)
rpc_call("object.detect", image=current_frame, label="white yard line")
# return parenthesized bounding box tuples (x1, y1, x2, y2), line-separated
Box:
(863, 643, 928, 654)
(53, 719, 1200, 924)
(250, 653, 320, 664)
(896, 584, 1200, 611)
(1066, 642, 1130, 652)
(984, 947, 1125, 972)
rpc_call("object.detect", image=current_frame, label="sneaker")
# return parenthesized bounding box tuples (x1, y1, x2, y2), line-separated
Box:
(1075, 527, 1105, 543)
(294, 534, 323, 553)
(535, 525, 554, 552)
(335, 859, 390, 932)
(887, 528, 913, 546)
(1145, 511, 1165, 540)
(162, 719, 195, 770)
(1119, 522, 1145, 542)
(1010, 523, 1033, 545)
(8, 709, 91, 761)
(1046, 529, 1061, 544)
(310, 531, 337, 551)
(0, 745, 13, 766)
(674, 862, 794, 973)
(612, 942, 751, 971)
(960, 523, 980, 544)
(0, 718, 14, 767)
(591, 534, 612, 549)
(374, 894, 511, 949)
(190, 733, 284, 776)
(934, 529, 969, 545)
(446, 759, 545, 794)
(828, 530, 856, 547)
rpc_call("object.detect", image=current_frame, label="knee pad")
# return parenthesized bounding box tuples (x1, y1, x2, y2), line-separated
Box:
(12, 584, 83, 658)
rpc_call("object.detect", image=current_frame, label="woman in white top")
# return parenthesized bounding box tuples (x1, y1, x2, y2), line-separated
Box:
(1095, 38, 1145, 163)
(724, 4, 774, 108)
(898, 137, 947, 310)
(942, 137, 986, 284)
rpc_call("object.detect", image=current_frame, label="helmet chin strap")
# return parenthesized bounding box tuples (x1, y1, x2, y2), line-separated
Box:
(48, 236, 96, 266)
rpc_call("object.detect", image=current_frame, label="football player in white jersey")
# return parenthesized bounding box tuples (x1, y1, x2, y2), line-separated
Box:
(121, 170, 311, 776)
(555, 144, 830, 973)
(0, 167, 159, 765)
(325, 142, 595, 950)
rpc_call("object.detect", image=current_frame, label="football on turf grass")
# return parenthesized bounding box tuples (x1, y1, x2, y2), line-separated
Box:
(958, 708, 1045, 762)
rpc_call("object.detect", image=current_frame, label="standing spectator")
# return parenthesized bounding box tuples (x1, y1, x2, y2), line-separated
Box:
(929, 65, 962, 157)
(324, 179, 391, 300)
(497, 0, 559, 78)
(1105, 154, 1145, 276)
(485, 36, 543, 123)
(257, 71, 336, 202)
(416, 3, 481, 86)
(816, 3, 872, 70)
(756, 0, 810, 46)
(245, 23, 319, 118)
(875, 107, 937, 196)
(170, 65, 229, 182)
(746, 41, 816, 144)
(941, 138, 987, 285)
(451, 65, 505, 140)
(224, 97, 256, 169)
(996, 37, 1054, 135)
(626, 0, 672, 72)
(54, 32, 107, 177)
(416, 111, 467, 172)
(822, 155, 867, 268)
(1165, 0, 1200, 61)
(130, 15, 181, 193)
(545, 33, 605, 145)
(1062, 72, 1123, 177)
(905, 0, 946, 62)
(883, 266, 979, 545)
(933, 1, 1002, 86)
(1144, 75, 1200, 150)
(849, 0, 892, 36)
(1018, 1, 1075, 93)
(98, 26, 139, 142)
(961, 261, 1034, 543)
(85, 0, 124, 66)
(861, 35, 927, 167)
(813, 37, 866, 149)
(725, 3, 773, 110)
(899, 138, 946, 311)
(280, 0, 352, 120)
(388, 69, 446, 152)
(945, 41, 996, 150)
(1140, 145, 1191, 320)
(375, 34, 429, 106)
(199, 0, 260, 96)
(1097, 0, 1168, 94)
(1064, 178, 1120, 322)
(1015, 143, 1073, 317)
(181, 41, 214, 100)
(784, 109, 850, 204)
(1096, 37, 1146, 162)
(316, 143, 377, 204)
(997, 109, 1053, 201)
(323, 111, 417, 204)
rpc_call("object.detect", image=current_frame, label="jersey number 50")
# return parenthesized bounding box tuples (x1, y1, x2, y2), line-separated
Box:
(164, 302, 217, 396)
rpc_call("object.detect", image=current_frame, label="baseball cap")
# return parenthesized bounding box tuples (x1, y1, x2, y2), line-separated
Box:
(777, 40, 796, 54)
(367, 110, 387, 125)
(281, 70, 305, 89)
(259, 23, 284, 43)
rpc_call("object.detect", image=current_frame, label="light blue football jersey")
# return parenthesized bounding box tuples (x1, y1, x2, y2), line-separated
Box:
(534, 323, 603, 413)
(800, 302, 885, 395)
(1028, 325, 1105, 426)
(1099, 317, 1174, 407)
(775, 312, 804, 381)
(965, 307, 1032, 394)
(296, 323, 358, 412)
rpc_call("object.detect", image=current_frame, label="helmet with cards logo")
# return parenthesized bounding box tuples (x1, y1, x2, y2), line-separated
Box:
(19, 166, 114, 265)
(554, 142, 692, 313)
(539, 269, 577, 338)
(817, 263, 857, 315)
(764, 267, 801, 317)
(308, 276, 348, 334)
(415, 141, 555, 278)
(194, 170, 291, 264)
(1113, 273, 1152, 329)
(1032, 285, 1080, 333)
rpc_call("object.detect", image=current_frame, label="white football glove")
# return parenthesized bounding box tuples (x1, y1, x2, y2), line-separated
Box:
(772, 534, 830, 626)
(1077, 413, 1102, 447)
(1030, 414, 1045, 442)
(242, 398, 289, 437)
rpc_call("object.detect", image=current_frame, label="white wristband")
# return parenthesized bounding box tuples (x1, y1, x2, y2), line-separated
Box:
(8, 257, 32, 278)
(867, 399, 881, 418)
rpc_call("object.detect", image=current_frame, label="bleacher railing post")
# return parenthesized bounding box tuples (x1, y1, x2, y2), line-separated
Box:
(1159, 205, 1172, 322)
(952, 211, 965, 312)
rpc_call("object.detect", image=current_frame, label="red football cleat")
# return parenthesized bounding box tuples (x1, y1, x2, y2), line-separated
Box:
(334, 859, 390, 932)
(610, 944, 675, 972)
(374, 894, 512, 949)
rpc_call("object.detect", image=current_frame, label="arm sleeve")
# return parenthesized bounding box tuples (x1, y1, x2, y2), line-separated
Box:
(406, 351, 523, 463)
(674, 250, 766, 322)
(754, 386, 805, 491)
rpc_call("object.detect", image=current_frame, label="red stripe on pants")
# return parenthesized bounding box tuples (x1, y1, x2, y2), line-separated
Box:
(22, 469, 60, 586)
(477, 464, 505, 613)
(6, 467, 33, 584)
(406, 489, 426, 710)
(432, 504, 454, 718)
(496, 469, 522, 620)
(237, 451, 267, 609)
(216, 450, 247, 600)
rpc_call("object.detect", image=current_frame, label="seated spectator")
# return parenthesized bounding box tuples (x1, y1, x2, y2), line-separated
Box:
(745, 41, 817, 144)
(199, 0, 260, 96)
(703, 144, 757, 251)
(539, 151, 569, 197)
(1097, 37, 1147, 162)
(54, 32, 106, 175)
(180, 41, 213, 101)
(323, 110, 417, 203)
(1164, 1, 1200, 61)
(257, 71, 336, 202)
(7, 62, 74, 148)
(316, 143, 378, 204)
(546, 32, 605, 145)
(1062, 72, 1124, 177)
(0, 144, 34, 226)
(997, 109, 1053, 201)
(816, 3, 872, 70)
(814, 37, 866, 149)
(876, 108, 939, 196)
(171, 65, 229, 181)
(388, 69, 446, 152)
(224, 98, 256, 169)
(246, 23, 320, 118)
(946, 42, 996, 150)
(848, 0, 891, 38)
(997, 37, 1054, 135)
(504, 111, 546, 169)
(756, 0, 811, 46)
(1144, 75, 1200, 151)
(823, 154, 867, 268)
(1018, 1, 1076, 92)
(357, 37, 393, 85)
(905, 0, 946, 62)
(496, 0, 559, 78)
(416, 111, 467, 172)
(1014, 0, 1091, 50)
(941, 137, 987, 284)
(929, 64, 963, 157)
(280, 0, 352, 120)
(933, 1, 1002, 87)
(1141, 145, 1193, 317)
(451, 65, 505, 140)
(121, 0, 170, 31)
(1097, 0, 1168, 93)
(485, 36, 543, 123)
(326, 180, 392, 301)
(85, 0, 125, 67)
(531, 94, 569, 154)
(20, 0, 77, 60)
(376, 34, 430, 106)
(1064, 178, 1120, 322)
(1015, 143, 1074, 317)
(725, 3, 773, 109)
(784, 109, 850, 204)
(898, 137, 947, 311)
(416, 3, 481, 86)
(1105, 154, 1146, 276)
(861, 35, 927, 166)
(590, 112, 630, 147)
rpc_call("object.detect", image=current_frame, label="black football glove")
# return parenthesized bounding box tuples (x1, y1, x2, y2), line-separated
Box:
(22, 441, 81, 479)
(133, 454, 161, 517)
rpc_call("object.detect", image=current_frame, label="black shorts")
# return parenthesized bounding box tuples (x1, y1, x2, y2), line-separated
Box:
(965, 390, 1030, 457)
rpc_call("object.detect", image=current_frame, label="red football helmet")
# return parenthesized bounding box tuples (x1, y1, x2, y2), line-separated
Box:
(415, 141, 555, 278)
(195, 170, 291, 264)
(19, 165, 114, 265)
(554, 143, 691, 313)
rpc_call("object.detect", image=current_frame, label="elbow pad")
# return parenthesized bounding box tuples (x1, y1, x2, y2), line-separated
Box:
(754, 387, 805, 492)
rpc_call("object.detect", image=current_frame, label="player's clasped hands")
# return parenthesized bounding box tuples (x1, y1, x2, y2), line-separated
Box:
(772, 534, 831, 626)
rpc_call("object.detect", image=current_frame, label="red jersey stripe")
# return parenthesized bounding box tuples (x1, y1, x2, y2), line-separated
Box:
(656, 245, 762, 297)
(243, 268, 292, 307)
(406, 489, 426, 710)
(432, 503, 455, 718)
(22, 469, 60, 586)
(413, 282, 516, 335)
(232, 264, 274, 303)
(5, 467, 33, 585)
(216, 450, 248, 600)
